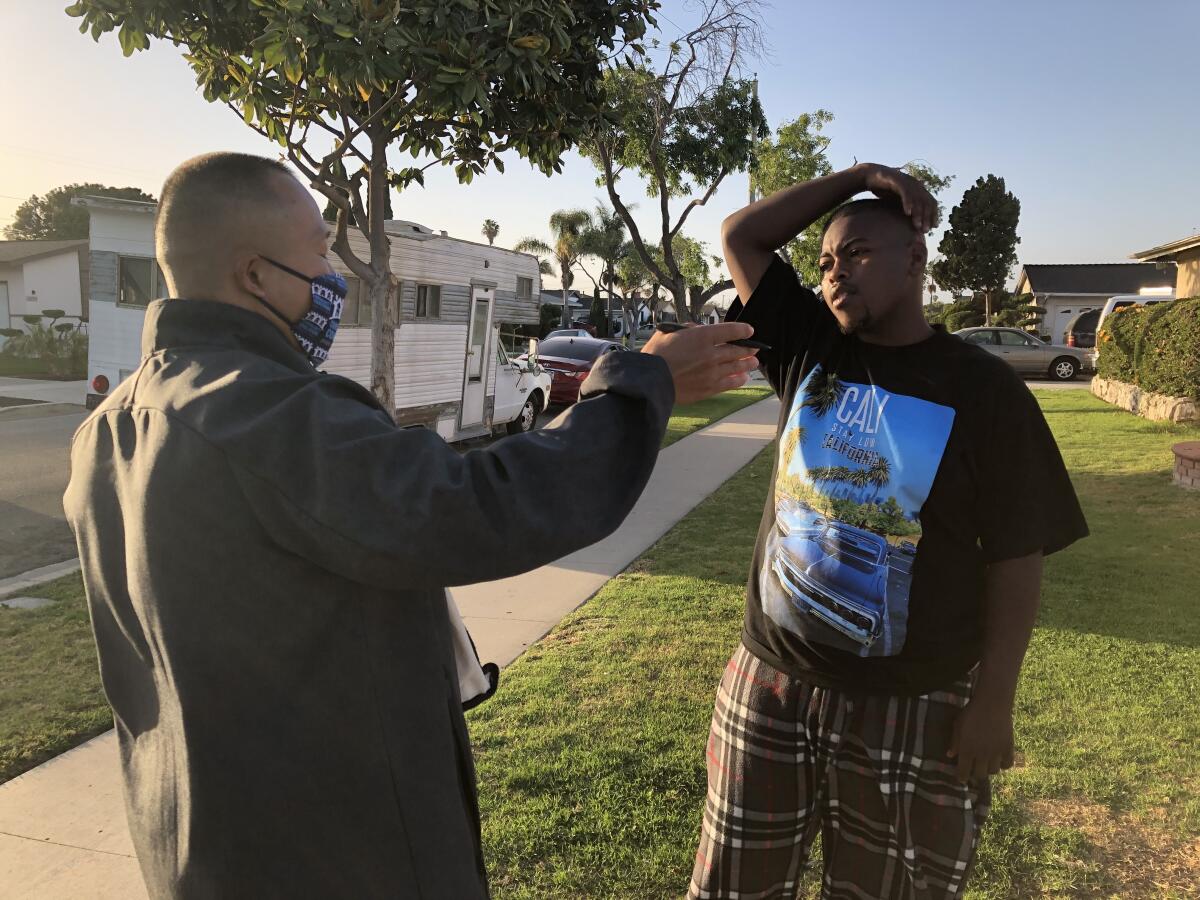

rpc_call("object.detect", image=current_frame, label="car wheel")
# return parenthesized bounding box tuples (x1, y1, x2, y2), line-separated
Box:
(506, 396, 539, 435)
(1049, 357, 1078, 381)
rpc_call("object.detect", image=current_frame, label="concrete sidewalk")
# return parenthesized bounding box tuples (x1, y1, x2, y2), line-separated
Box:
(0, 396, 779, 898)
(0, 377, 86, 406)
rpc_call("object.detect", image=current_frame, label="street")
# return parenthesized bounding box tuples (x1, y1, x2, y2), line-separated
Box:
(0, 406, 87, 578)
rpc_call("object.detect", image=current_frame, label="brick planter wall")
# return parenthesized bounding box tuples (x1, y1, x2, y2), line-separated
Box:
(1091, 377, 1198, 424)
(1173, 442, 1200, 491)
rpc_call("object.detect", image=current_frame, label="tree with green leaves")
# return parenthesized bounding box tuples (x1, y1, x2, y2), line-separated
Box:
(752, 110, 954, 286)
(322, 190, 390, 226)
(578, 203, 629, 337)
(581, 0, 767, 321)
(750, 110, 833, 286)
(614, 241, 657, 338)
(481, 219, 500, 246)
(588, 286, 608, 338)
(69, 0, 656, 412)
(5, 184, 155, 240)
(514, 209, 592, 328)
(929, 175, 1021, 325)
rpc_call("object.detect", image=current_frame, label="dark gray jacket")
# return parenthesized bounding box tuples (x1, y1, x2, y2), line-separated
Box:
(63, 299, 673, 899)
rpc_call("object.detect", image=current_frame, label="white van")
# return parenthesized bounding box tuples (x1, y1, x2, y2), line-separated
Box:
(74, 196, 551, 441)
(1095, 293, 1174, 335)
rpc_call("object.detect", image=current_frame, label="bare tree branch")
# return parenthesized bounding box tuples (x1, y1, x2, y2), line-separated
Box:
(668, 166, 731, 241)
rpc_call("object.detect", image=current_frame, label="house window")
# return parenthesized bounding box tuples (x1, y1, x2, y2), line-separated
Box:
(415, 284, 441, 318)
(118, 256, 168, 307)
(516, 277, 533, 301)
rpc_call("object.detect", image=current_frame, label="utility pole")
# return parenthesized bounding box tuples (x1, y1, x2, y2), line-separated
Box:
(748, 74, 759, 205)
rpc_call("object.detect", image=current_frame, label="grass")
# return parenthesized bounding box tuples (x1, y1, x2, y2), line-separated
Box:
(7, 389, 1195, 895)
(467, 390, 1200, 898)
(661, 384, 772, 447)
(0, 573, 112, 783)
(0, 388, 774, 785)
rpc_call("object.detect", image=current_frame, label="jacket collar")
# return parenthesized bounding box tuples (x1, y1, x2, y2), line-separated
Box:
(141, 299, 313, 374)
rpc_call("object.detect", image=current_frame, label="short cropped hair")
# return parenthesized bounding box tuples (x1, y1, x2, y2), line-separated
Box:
(156, 152, 294, 269)
(819, 197, 916, 245)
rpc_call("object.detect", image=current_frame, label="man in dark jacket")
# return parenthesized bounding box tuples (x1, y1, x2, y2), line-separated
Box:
(63, 152, 759, 899)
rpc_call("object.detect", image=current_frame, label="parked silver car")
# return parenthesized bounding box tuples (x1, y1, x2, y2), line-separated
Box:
(954, 327, 1090, 381)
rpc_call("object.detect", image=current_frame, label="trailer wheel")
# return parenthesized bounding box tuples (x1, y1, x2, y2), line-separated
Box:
(506, 395, 540, 435)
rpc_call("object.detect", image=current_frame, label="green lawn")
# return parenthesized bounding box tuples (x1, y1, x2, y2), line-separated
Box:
(468, 390, 1200, 898)
(0, 573, 112, 783)
(6, 390, 1195, 895)
(661, 384, 772, 447)
(0, 389, 773, 785)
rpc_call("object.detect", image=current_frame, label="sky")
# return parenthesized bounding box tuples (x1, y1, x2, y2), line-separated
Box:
(2, 0, 1197, 295)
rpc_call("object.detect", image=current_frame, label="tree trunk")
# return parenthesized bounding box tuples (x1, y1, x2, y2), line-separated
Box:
(669, 277, 689, 324)
(368, 133, 395, 417)
(605, 269, 614, 340)
(984, 290, 993, 325)
(561, 285, 570, 329)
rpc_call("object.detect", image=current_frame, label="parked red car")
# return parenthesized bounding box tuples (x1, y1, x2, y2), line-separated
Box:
(533, 336, 627, 406)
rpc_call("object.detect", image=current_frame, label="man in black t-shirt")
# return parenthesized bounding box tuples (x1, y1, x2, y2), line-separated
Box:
(688, 164, 1087, 900)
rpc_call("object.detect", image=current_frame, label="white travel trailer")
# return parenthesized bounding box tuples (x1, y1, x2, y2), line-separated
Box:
(75, 196, 550, 441)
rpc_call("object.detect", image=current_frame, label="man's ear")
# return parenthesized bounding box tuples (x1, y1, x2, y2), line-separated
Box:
(908, 238, 928, 277)
(235, 252, 268, 301)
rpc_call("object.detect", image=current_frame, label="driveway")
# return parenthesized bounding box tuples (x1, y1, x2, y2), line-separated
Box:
(0, 405, 87, 578)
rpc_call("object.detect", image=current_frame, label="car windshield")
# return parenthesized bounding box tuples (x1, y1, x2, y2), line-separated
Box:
(817, 531, 879, 572)
(539, 338, 607, 361)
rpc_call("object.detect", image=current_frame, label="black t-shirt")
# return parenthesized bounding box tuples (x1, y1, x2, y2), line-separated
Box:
(728, 257, 1088, 694)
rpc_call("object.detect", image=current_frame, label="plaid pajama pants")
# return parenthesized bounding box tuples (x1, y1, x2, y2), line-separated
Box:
(688, 644, 990, 900)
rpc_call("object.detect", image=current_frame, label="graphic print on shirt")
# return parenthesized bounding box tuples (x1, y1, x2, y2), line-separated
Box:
(761, 365, 956, 657)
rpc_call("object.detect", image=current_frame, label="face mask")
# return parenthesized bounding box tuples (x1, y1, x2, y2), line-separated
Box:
(255, 257, 348, 368)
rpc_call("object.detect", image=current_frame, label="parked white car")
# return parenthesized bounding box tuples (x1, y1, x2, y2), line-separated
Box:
(544, 328, 592, 340)
(1095, 294, 1174, 336)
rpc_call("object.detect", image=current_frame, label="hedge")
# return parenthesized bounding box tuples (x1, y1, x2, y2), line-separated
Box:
(1097, 298, 1200, 399)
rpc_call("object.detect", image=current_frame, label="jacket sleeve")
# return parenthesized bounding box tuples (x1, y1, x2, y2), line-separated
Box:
(223, 351, 674, 591)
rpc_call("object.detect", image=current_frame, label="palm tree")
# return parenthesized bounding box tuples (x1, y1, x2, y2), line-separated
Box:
(801, 369, 845, 418)
(579, 203, 629, 338)
(867, 455, 892, 501)
(780, 425, 806, 468)
(515, 208, 591, 329)
(481, 219, 500, 245)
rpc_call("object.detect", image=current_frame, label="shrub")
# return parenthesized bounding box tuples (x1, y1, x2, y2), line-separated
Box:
(0, 314, 88, 378)
(1096, 304, 1146, 382)
(1097, 299, 1200, 399)
(1138, 298, 1200, 399)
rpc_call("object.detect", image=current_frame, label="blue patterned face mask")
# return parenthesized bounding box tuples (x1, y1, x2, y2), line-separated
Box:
(255, 257, 347, 368)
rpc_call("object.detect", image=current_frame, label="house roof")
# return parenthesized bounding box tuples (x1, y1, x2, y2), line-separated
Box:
(0, 239, 88, 265)
(71, 195, 156, 213)
(1016, 263, 1176, 295)
(1131, 233, 1200, 261)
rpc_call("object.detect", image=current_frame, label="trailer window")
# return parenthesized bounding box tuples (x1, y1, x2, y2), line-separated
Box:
(345, 280, 400, 326)
(118, 256, 168, 307)
(416, 284, 441, 318)
(516, 277, 533, 300)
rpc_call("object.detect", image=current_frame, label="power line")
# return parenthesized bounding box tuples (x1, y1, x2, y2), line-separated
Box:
(0, 143, 160, 183)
